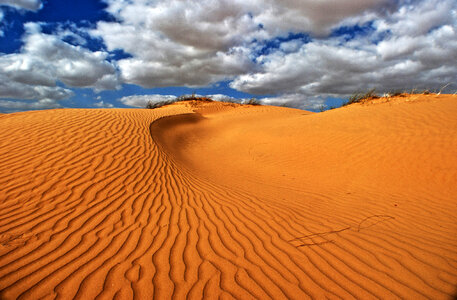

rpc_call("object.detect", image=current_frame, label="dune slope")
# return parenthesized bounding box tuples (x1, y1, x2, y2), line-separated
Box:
(0, 95, 456, 299)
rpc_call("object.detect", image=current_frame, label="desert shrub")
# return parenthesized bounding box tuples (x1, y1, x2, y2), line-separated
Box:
(411, 88, 433, 95)
(145, 99, 176, 109)
(218, 97, 239, 104)
(343, 88, 379, 106)
(176, 95, 214, 102)
(383, 90, 402, 97)
(392, 91, 405, 97)
(317, 105, 337, 112)
(146, 95, 217, 109)
(279, 102, 296, 108)
(246, 98, 261, 105)
(437, 83, 452, 95)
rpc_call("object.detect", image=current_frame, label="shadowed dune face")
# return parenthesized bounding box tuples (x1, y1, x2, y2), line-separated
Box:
(0, 95, 457, 299)
(150, 113, 208, 165)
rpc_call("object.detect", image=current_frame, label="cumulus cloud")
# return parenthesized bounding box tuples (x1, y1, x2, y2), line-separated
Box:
(94, 100, 115, 108)
(253, 0, 396, 37)
(93, 0, 457, 104)
(376, 0, 454, 37)
(116, 46, 253, 88)
(232, 0, 457, 97)
(0, 0, 42, 11)
(92, 20, 255, 87)
(0, 99, 61, 113)
(0, 75, 74, 100)
(93, 0, 399, 89)
(260, 94, 326, 110)
(0, 23, 119, 102)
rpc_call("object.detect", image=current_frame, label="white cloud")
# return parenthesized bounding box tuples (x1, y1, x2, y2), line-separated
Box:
(53, 23, 89, 46)
(94, 0, 457, 102)
(92, 18, 256, 87)
(231, 42, 379, 95)
(93, 0, 400, 89)
(0, 99, 61, 113)
(116, 46, 253, 88)
(0, 0, 42, 11)
(0, 74, 74, 100)
(231, 0, 457, 97)
(94, 100, 115, 108)
(376, 0, 453, 37)
(260, 94, 326, 110)
(0, 23, 120, 102)
(253, 0, 396, 37)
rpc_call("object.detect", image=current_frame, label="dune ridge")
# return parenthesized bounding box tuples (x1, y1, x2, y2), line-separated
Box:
(0, 95, 456, 299)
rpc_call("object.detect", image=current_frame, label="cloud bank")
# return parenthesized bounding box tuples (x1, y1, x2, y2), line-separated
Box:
(0, 99, 60, 113)
(93, 0, 399, 90)
(231, 0, 457, 97)
(95, 0, 456, 104)
(0, 23, 119, 103)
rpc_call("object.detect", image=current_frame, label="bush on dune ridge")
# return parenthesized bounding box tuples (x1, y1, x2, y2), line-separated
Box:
(145, 94, 263, 109)
(145, 94, 213, 109)
(342, 88, 379, 107)
(146, 99, 176, 109)
(245, 97, 261, 106)
(341, 84, 454, 108)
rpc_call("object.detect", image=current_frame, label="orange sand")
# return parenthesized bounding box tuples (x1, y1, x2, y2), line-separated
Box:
(0, 94, 456, 299)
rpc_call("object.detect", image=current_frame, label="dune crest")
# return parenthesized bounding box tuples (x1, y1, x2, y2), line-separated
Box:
(1, 95, 457, 299)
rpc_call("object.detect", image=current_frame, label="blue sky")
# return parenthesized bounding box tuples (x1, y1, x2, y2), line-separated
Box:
(0, 0, 456, 113)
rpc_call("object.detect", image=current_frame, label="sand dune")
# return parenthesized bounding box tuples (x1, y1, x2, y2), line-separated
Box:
(0, 95, 456, 299)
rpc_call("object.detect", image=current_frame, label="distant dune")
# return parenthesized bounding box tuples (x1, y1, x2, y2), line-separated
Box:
(0, 94, 456, 299)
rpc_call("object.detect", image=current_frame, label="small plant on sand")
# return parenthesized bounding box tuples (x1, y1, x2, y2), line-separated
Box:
(176, 95, 214, 102)
(410, 88, 434, 95)
(219, 98, 239, 104)
(318, 105, 337, 112)
(246, 97, 261, 105)
(383, 90, 406, 98)
(343, 88, 379, 106)
(146, 95, 216, 109)
(145, 99, 177, 109)
(437, 83, 452, 95)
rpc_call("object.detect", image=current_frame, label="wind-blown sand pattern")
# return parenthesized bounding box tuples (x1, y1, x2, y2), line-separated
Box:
(0, 94, 456, 299)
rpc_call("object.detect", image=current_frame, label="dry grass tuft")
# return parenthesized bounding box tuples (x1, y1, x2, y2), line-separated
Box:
(343, 88, 379, 106)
